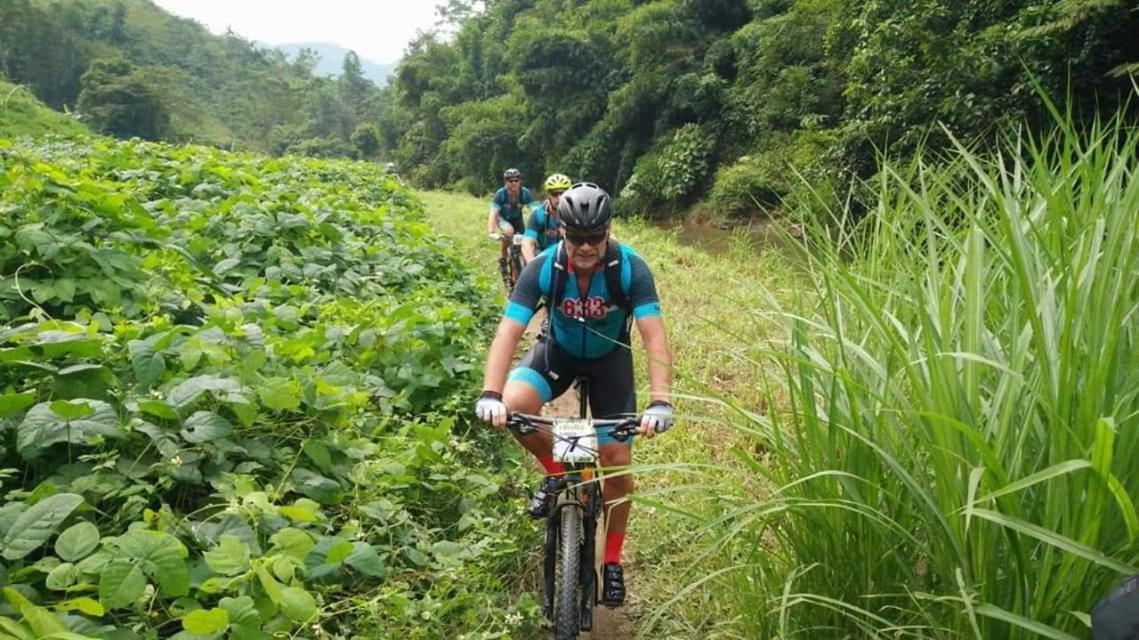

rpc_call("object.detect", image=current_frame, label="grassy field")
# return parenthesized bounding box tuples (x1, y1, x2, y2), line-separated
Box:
(0, 79, 89, 138)
(417, 190, 803, 637)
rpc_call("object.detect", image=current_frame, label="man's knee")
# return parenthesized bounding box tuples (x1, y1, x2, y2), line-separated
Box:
(504, 380, 542, 414)
(600, 447, 634, 494)
(604, 472, 634, 499)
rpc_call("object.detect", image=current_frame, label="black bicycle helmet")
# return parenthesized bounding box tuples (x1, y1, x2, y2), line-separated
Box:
(557, 182, 612, 232)
(503, 168, 522, 180)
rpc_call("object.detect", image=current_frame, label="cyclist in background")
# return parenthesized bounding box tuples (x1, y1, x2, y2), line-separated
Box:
(475, 182, 675, 607)
(487, 168, 533, 279)
(522, 173, 570, 264)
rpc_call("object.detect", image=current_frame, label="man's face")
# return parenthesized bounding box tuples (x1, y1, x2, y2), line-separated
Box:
(505, 177, 521, 194)
(564, 227, 609, 270)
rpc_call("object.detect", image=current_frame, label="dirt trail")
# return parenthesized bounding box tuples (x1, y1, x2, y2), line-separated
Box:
(520, 319, 639, 640)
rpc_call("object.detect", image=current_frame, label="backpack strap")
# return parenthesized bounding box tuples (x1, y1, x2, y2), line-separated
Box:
(603, 242, 632, 314)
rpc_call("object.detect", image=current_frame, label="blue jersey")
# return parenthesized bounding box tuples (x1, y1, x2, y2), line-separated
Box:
(504, 241, 662, 359)
(491, 187, 532, 225)
(524, 201, 562, 252)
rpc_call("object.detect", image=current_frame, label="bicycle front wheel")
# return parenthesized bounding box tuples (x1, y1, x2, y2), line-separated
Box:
(555, 504, 583, 640)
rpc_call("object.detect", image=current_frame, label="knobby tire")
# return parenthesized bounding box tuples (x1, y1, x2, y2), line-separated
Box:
(556, 505, 584, 640)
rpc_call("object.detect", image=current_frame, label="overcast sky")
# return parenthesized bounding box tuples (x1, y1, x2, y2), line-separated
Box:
(152, 1, 440, 63)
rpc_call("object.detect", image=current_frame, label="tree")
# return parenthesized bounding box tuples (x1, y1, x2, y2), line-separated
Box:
(351, 122, 381, 159)
(339, 51, 374, 118)
(77, 58, 169, 140)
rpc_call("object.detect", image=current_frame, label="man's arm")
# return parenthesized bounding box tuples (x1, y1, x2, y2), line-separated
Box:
(482, 318, 527, 395)
(487, 205, 500, 236)
(636, 316, 672, 404)
(522, 209, 543, 262)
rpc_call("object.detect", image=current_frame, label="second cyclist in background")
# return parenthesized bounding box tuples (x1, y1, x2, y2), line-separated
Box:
(488, 168, 533, 282)
(522, 173, 571, 264)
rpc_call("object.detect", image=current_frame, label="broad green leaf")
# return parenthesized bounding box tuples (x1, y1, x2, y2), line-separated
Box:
(290, 469, 342, 504)
(326, 541, 354, 565)
(278, 587, 316, 623)
(180, 411, 232, 444)
(113, 530, 189, 597)
(58, 597, 104, 616)
(1, 493, 84, 560)
(269, 528, 314, 562)
(255, 567, 283, 602)
(99, 560, 146, 609)
(182, 608, 229, 634)
(47, 400, 94, 420)
(345, 542, 385, 578)
(204, 535, 250, 576)
(259, 377, 300, 412)
(302, 440, 332, 473)
(17, 400, 120, 458)
(0, 391, 36, 417)
(55, 521, 100, 561)
(134, 400, 180, 421)
(0, 618, 34, 640)
(45, 562, 78, 591)
(179, 340, 203, 371)
(167, 375, 242, 409)
(20, 604, 68, 637)
(128, 338, 165, 387)
(214, 257, 241, 275)
(279, 500, 322, 523)
(219, 596, 260, 626)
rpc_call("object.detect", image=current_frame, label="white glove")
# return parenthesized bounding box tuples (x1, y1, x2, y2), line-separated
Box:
(488, 232, 501, 241)
(640, 401, 674, 437)
(476, 391, 508, 427)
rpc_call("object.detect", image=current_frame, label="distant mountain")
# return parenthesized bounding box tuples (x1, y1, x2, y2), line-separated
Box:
(273, 42, 396, 87)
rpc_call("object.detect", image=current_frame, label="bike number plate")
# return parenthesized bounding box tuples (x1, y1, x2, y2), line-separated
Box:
(553, 418, 597, 464)
(512, 234, 526, 246)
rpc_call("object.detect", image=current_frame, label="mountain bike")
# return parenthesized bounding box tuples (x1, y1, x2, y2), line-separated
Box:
(506, 377, 638, 640)
(489, 232, 525, 294)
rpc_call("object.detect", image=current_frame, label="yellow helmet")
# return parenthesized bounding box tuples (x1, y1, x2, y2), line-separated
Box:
(544, 173, 572, 193)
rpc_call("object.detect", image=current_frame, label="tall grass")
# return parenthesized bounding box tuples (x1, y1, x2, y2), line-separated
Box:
(708, 112, 1139, 637)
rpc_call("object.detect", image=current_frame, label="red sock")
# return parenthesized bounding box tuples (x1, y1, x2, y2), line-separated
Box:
(604, 532, 625, 565)
(537, 455, 565, 476)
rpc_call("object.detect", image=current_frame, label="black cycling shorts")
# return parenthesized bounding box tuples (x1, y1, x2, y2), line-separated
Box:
(507, 341, 636, 446)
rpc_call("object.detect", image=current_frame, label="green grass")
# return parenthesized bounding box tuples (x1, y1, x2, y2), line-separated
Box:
(0, 79, 90, 139)
(692, 111, 1139, 637)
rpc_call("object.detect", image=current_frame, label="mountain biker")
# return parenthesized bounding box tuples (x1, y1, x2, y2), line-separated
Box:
(475, 182, 675, 607)
(522, 173, 571, 264)
(382, 162, 404, 185)
(487, 168, 533, 279)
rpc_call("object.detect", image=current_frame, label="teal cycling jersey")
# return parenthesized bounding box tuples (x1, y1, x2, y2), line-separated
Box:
(504, 241, 663, 359)
(491, 186, 532, 225)
(524, 201, 562, 251)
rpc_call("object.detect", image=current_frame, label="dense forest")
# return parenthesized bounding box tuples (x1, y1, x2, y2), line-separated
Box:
(0, 0, 388, 158)
(382, 0, 1138, 217)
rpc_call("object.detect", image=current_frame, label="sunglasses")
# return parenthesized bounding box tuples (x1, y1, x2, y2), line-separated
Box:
(548, 190, 565, 197)
(565, 230, 608, 246)
(506, 178, 521, 183)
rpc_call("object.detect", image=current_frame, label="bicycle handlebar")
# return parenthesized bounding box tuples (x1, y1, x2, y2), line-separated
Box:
(505, 412, 639, 441)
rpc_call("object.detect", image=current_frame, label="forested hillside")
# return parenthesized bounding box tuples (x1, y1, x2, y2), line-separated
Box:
(381, 0, 1138, 218)
(0, 0, 388, 158)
